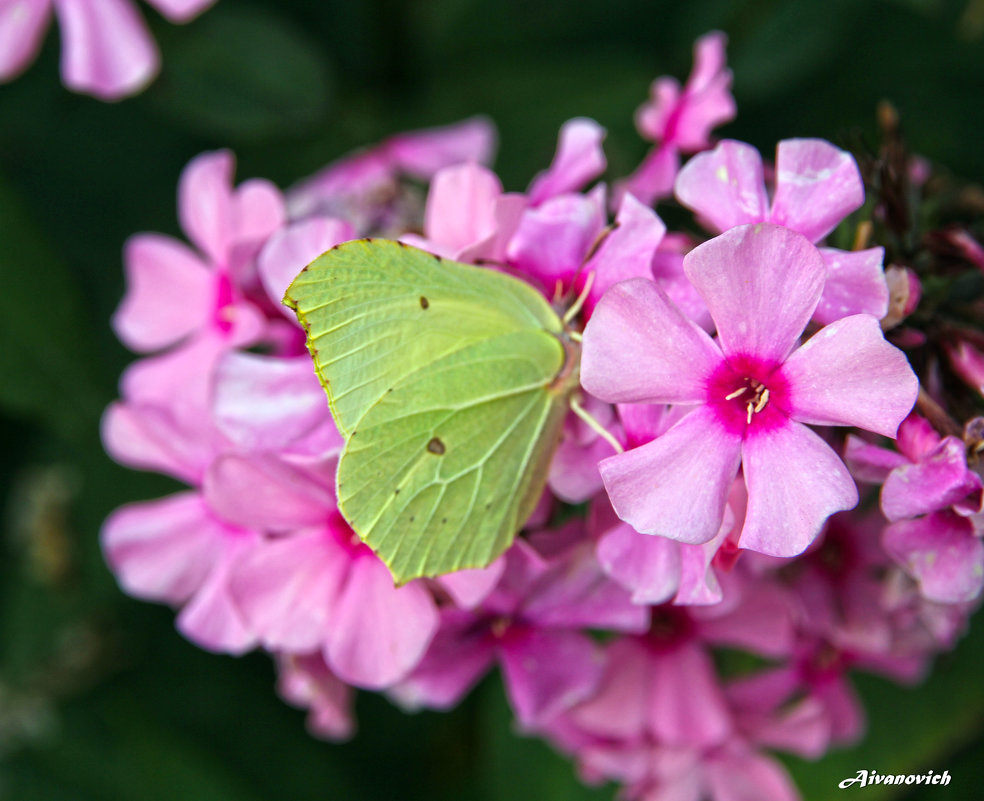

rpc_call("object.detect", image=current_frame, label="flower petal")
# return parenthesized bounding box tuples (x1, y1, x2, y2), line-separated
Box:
(178, 150, 235, 265)
(597, 519, 681, 605)
(674, 140, 768, 233)
(325, 556, 438, 689)
(600, 405, 742, 545)
(813, 247, 888, 325)
(143, 0, 214, 23)
(581, 277, 723, 404)
(770, 139, 864, 243)
(740, 420, 858, 557)
(384, 115, 497, 178)
(500, 627, 604, 729)
(212, 352, 341, 456)
(101, 492, 221, 603)
(781, 314, 918, 437)
(883, 512, 984, 604)
(684, 223, 825, 363)
(0, 0, 52, 82)
(882, 436, 983, 521)
(54, 0, 158, 99)
(527, 118, 606, 205)
(113, 234, 212, 351)
(424, 162, 502, 255)
(582, 193, 666, 316)
(227, 528, 345, 652)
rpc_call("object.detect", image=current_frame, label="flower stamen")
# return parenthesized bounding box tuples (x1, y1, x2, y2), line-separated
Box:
(725, 387, 747, 400)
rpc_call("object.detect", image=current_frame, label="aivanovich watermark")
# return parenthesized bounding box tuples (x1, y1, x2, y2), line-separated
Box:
(839, 770, 951, 789)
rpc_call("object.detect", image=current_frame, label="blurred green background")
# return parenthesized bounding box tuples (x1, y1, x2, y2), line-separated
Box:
(2, 0, 983, 799)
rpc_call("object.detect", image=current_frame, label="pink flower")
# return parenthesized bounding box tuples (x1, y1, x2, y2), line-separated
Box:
(675, 138, 888, 325)
(211, 454, 439, 690)
(112, 150, 285, 353)
(0, 0, 215, 99)
(581, 223, 918, 557)
(616, 31, 736, 205)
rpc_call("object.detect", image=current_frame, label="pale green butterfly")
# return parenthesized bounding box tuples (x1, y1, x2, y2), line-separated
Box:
(284, 238, 600, 584)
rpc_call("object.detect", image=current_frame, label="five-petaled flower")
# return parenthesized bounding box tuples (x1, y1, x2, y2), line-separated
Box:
(582, 223, 919, 557)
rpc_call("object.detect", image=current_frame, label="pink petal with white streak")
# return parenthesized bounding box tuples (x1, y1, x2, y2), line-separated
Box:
(213, 352, 341, 456)
(581, 277, 723, 404)
(600, 405, 742, 545)
(781, 314, 918, 437)
(770, 139, 864, 243)
(204, 453, 335, 531)
(740, 420, 858, 557)
(684, 224, 825, 363)
(814, 247, 888, 325)
(54, 0, 158, 99)
(675, 141, 768, 233)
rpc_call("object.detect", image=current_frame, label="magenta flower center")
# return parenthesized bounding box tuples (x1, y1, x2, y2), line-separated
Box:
(705, 355, 791, 437)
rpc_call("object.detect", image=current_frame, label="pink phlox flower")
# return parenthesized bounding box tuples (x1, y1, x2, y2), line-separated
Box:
(286, 116, 496, 231)
(0, 0, 215, 99)
(508, 190, 667, 319)
(615, 31, 736, 207)
(101, 490, 259, 654)
(209, 453, 438, 689)
(845, 414, 984, 603)
(581, 223, 918, 558)
(846, 414, 983, 521)
(675, 137, 888, 326)
(113, 150, 285, 353)
(390, 536, 646, 729)
(726, 647, 865, 757)
(276, 652, 356, 742)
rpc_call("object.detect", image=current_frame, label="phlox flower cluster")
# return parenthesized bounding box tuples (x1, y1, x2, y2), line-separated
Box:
(101, 33, 984, 801)
(0, 0, 215, 99)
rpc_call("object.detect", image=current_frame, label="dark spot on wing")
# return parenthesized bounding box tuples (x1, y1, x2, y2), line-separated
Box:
(420, 296, 430, 309)
(441, 517, 447, 524)
(427, 437, 446, 455)
(394, 488, 400, 494)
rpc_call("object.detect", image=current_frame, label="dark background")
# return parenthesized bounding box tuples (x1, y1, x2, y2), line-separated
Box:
(1, 1, 983, 799)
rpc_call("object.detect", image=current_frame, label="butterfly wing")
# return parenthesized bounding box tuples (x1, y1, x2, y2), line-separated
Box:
(285, 239, 575, 582)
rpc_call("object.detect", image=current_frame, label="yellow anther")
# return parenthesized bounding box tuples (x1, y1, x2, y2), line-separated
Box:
(754, 388, 770, 413)
(725, 387, 748, 401)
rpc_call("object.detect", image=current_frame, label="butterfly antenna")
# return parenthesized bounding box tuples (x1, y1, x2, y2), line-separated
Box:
(563, 271, 595, 325)
(569, 394, 623, 454)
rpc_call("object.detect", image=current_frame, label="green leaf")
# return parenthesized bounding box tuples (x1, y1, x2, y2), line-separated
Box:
(285, 239, 578, 582)
(149, 5, 332, 142)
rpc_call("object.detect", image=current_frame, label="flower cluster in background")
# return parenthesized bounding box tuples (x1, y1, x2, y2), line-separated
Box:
(100, 33, 984, 801)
